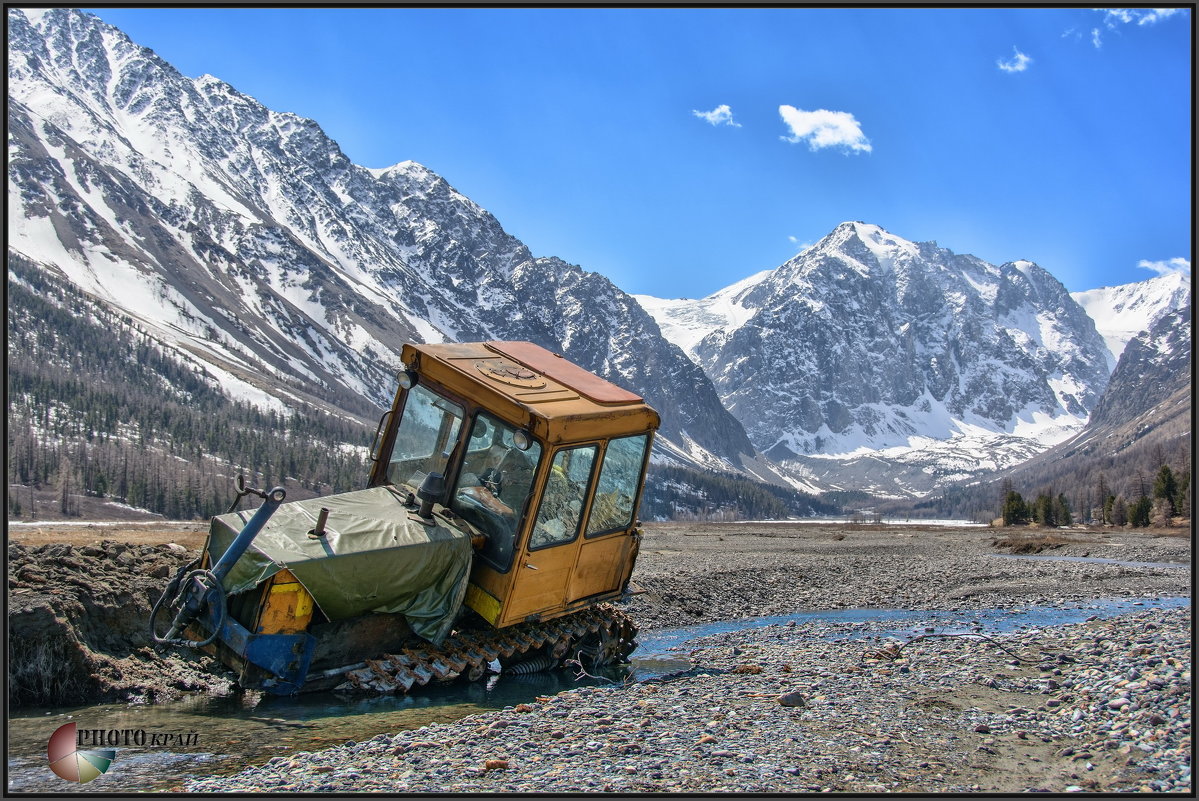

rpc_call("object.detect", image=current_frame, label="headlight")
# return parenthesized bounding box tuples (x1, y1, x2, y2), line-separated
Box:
(397, 368, 418, 390)
(513, 429, 533, 451)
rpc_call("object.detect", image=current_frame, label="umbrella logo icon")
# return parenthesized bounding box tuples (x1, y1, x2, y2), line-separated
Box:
(47, 722, 116, 783)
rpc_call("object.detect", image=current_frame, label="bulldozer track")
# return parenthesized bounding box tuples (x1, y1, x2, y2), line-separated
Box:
(338, 604, 638, 694)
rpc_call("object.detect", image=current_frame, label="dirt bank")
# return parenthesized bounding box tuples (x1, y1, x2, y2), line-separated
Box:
(6, 520, 208, 549)
(7, 538, 235, 707)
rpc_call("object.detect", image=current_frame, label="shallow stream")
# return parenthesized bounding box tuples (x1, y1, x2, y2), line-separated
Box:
(7, 595, 1188, 793)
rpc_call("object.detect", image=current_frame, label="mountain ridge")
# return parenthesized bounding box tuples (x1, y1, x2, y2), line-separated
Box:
(8, 7, 756, 481)
(1070, 271, 1191, 369)
(638, 222, 1114, 495)
(6, 7, 1189, 514)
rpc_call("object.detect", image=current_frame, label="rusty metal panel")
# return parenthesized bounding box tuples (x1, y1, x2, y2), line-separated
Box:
(404, 341, 660, 445)
(254, 569, 315, 635)
(567, 532, 632, 603)
(484, 341, 644, 405)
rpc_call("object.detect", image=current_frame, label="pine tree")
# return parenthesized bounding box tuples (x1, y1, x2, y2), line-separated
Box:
(1153, 464, 1177, 519)
(1129, 495, 1153, 528)
(1032, 493, 1054, 526)
(1174, 468, 1190, 519)
(1055, 493, 1072, 526)
(1111, 495, 1128, 526)
(1002, 490, 1029, 526)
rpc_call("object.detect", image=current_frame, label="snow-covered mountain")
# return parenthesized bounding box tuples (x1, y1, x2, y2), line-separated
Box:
(1085, 305, 1191, 433)
(992, 304, 1191, 503)
(637, 222, 1115, 496)
(6, 7, 755, 475)
(633, 269, 771, 358)
(10, 8, 1182, 507)
(1071, 272, 1191, 370)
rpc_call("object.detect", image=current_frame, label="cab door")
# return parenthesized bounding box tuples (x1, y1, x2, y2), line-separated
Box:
(501, 445, 597, 624)
(567, 433, 650, 602)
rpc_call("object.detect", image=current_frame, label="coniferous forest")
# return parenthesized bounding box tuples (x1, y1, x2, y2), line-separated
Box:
(7, 257, 375, 521)
(7, 258, 835, 523)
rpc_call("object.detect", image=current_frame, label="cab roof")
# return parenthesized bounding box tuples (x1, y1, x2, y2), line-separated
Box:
(401, 341, 659, 445)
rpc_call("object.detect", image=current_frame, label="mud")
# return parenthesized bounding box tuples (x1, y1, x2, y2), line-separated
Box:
(7, 539, 235, 707)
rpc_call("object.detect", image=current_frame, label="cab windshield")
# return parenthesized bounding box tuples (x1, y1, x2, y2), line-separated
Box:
(385, 384, 465, 490)
(450, 413, 542, 570)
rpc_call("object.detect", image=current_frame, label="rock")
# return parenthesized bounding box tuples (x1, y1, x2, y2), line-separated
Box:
(778, 691, 806, 708)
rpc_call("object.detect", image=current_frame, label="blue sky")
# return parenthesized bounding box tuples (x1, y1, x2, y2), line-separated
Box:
(84, 6, 1191, 298)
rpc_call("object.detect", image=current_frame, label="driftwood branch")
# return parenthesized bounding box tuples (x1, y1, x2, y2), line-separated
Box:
(865, 632, 1047, 664)
(564, 651, 635, 687)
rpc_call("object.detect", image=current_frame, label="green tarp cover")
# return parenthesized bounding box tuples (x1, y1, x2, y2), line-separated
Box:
(208, 486, 472, 644)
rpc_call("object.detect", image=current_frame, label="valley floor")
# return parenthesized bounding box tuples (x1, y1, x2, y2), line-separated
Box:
(7, 520, 1191, 793)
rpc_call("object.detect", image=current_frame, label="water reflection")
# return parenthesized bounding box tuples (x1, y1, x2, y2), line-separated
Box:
(5, 667, 632, 794)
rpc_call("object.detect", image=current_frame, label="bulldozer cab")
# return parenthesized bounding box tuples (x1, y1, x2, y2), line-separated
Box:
(369, 341, 658, 629)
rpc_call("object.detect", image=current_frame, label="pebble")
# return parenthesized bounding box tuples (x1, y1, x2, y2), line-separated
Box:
(188, 606, 1190, 794)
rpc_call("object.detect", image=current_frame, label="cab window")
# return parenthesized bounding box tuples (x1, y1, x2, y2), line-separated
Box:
(585, 434, 649, 536)
(451, 413, 541, 570)
(529, 446, 597, 550)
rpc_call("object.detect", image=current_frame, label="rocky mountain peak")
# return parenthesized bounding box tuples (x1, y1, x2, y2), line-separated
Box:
(640, 222, 1114, 495)
(1072, 271, 1192, 366)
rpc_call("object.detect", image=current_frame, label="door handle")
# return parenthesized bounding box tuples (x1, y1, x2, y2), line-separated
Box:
(523, 562, 539, 570)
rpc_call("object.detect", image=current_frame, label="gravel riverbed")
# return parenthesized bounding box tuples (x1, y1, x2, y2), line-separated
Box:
(187, 607, 1191, 794)
(186, 523, 1191, 794)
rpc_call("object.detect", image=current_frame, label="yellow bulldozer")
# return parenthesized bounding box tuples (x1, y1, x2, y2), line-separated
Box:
(151, 341, 658, 694)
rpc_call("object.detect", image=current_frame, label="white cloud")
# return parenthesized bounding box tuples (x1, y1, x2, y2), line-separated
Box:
(1092, 8, 1184, 47)
(1103, 8, 1137, 26)
(1137, 257, 1191, 277)
(692, 104, 741, 127)
(1106, 8, 1183, 27)
(789, 236, 813, 252)
(997, 46, 1032, 73)
(778, 105, 871, 153)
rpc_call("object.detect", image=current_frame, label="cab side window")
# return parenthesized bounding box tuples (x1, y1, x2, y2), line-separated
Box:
(529, 446, 596, 549)
(586, 434, 649, 536)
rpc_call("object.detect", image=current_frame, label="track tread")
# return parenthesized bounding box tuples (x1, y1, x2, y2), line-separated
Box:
(339, 604, 637, 694)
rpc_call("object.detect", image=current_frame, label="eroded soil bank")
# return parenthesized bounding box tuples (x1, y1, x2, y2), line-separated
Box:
(8, 534, 233, 707)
